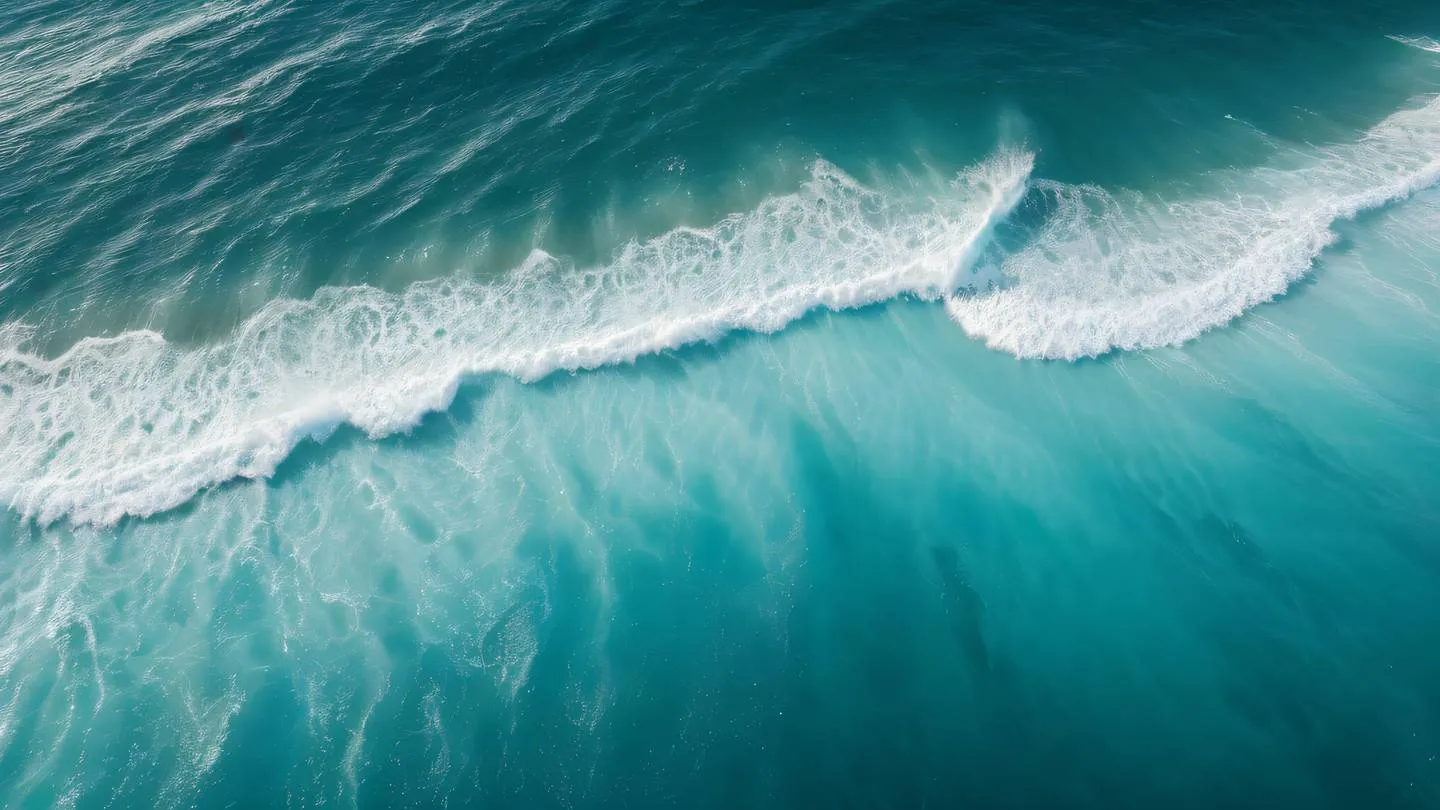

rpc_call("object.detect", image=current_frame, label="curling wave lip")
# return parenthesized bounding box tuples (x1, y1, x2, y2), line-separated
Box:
(948, 95, 1440, 360)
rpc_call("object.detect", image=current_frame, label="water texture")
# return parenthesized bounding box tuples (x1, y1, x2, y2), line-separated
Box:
(2, 1, 1440, 807)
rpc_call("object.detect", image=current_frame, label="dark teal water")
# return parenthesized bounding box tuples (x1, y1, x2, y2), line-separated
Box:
(3, 1, 1440, 807)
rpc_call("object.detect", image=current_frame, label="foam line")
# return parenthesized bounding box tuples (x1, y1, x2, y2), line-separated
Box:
(1390, 35, 1440, 54)
(0, 151, 1034, 525)
(947, 96, 1440, 359)
(6, 94, 1440, 526)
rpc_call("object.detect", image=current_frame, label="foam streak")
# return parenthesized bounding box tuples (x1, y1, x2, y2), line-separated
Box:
(0, 151, 1035, 525)
(947, 96, 1440, 359)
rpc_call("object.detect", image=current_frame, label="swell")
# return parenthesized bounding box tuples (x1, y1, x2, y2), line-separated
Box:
(5, 92, 1440, 527)
(947, 95, 1440, 359)
(0, 150, 1035, 526)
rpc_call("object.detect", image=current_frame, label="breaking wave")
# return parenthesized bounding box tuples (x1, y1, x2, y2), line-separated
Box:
(948, 96, 1440, 358)
(0, 151, 1033, 525)
(4, 93, 1439, 526)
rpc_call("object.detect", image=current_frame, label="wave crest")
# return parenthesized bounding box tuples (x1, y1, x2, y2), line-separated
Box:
(947, 96, 1440, 359)
(0, 151, 1035, 525)
(7, 94, 1440, 526)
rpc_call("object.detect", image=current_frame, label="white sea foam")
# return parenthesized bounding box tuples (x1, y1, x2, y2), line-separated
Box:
(6, 94, 1440, 526)
(1389, 35, 1440, 54)
(947, 96, 1440, 359)
(0, 151, 1035, 525)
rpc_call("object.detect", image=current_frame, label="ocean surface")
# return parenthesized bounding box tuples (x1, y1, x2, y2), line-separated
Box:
(3, 0, 1440, 807)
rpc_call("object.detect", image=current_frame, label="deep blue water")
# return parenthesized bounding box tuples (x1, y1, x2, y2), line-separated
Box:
(3, 1, 1440, 807)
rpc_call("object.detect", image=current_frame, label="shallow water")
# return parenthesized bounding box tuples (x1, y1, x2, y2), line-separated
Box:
(2, 1, 1440, 807)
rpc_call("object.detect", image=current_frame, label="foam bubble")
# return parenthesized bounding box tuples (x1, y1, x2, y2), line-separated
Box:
(0, 150, 1035, 525)
(947, 96, 1440, 359)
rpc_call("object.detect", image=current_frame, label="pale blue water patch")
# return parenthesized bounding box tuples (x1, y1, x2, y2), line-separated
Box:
(3, 0, 1440, 807)
(4, 226, 1439, 807)
(4, 190, 1440, 805)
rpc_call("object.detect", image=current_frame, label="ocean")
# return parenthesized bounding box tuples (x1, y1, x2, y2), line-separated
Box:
(2, 0, 1440, 807)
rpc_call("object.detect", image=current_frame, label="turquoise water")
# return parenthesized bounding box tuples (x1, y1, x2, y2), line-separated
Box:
(3, 1, 1440, 806)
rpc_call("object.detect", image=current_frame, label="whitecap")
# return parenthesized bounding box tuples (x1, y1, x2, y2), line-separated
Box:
(0, 150, 1035, 525)
(947, 96, 1440, 359)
